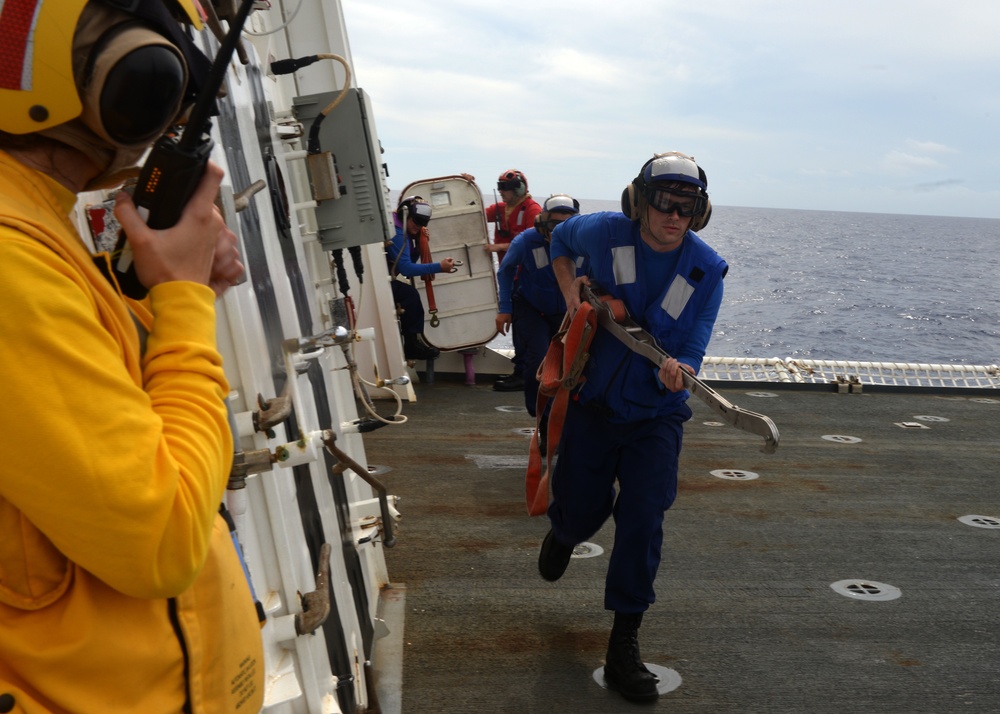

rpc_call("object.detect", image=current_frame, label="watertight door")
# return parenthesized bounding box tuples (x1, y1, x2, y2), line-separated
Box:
(399, 175, 500, 351)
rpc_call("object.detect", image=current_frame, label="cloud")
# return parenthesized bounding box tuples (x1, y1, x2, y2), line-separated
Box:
(533, 47, 628, 88)
(338, 0, 1000, 217)
(913, 179, 964, 193)
(880, 150, 945, 175)
(905, 140, 957, 155)
(877, 140, 959, 178)
(797, 167, 855, 178)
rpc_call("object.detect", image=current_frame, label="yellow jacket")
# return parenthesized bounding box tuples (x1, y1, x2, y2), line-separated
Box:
(0, 152, 264, 713)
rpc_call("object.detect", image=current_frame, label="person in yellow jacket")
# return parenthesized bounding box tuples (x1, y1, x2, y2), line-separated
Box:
(0, 1, 264, 712)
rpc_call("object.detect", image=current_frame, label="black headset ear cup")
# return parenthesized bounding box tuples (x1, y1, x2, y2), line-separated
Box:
(620, 178, 642, 219)
(690, 197, 712, 232)
(80, 20, 188, 146)
(620, 185, 633, 218)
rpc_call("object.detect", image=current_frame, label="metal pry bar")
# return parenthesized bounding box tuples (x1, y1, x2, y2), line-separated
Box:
(582, 286, 780, 454)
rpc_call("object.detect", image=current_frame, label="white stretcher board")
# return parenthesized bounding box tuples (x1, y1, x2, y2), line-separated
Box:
(398, 175, 500, 351)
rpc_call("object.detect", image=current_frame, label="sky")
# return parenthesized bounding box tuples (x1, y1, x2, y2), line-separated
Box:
(338, 0, 1000, 219)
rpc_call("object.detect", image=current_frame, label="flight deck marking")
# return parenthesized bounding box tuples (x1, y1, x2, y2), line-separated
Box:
(572, 542, 604, 559)
(466, 455, 528, 470)
(593, 664, 682, 695)
(830, 579, 902, 601)
(710, 469, 760, 481)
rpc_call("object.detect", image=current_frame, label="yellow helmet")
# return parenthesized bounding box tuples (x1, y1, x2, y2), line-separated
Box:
(0, 0, 203, 135)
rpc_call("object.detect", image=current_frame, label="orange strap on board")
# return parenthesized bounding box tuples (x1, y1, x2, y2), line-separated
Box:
(525, 300, 598, 516)
(416, 226, 443, 328)
(416, 226, 438, 313)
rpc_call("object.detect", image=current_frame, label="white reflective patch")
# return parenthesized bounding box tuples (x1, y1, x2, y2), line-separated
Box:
(532, 246, 549, 269)
(611, 246, 636, 285)
(576, 256, 585, 269)
(661, 275, 694, 319)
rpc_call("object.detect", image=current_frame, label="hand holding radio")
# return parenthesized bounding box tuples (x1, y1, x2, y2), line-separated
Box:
(113, 161, 242, 296)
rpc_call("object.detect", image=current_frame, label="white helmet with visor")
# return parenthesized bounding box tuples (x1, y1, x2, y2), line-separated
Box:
(621, 151, 712, 231)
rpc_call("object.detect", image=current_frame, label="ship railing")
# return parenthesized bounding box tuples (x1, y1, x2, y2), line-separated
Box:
(700, 357, 1000, 389)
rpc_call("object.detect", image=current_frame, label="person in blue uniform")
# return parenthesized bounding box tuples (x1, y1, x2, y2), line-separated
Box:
(387, 195, 454, 361)
(538, 152, 725, 703)
(495, 193, 581, 416)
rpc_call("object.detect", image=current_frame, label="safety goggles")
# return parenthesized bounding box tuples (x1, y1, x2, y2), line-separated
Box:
(542, 216, 570, 233)
(498, 180, 523, 192)
(644, 186, 705, 217)
(408, 202, 432, 226)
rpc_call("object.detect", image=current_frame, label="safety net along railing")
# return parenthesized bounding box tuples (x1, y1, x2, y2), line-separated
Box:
(700, 357, 1000, 389)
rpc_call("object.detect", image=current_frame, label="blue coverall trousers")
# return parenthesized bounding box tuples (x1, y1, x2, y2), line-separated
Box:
(512, 294, 564, 416)
(391, 279, 425, 335)
(547, 397, 690, 613)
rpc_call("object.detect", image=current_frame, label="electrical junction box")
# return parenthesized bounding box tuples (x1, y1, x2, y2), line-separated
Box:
(292, 88, 393, 249)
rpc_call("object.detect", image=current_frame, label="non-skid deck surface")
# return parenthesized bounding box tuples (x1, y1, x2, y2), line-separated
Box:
(365, 375, 999, 713)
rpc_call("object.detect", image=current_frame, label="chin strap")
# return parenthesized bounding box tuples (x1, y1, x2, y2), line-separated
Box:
(41, 119, 145, 190)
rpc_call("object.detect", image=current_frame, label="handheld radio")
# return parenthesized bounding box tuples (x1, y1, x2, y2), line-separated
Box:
(112, 0, 255, 299)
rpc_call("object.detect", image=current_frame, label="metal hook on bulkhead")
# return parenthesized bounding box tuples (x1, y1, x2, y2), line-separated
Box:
(295, 542, 332, 635)
(322, 432, 398, 548)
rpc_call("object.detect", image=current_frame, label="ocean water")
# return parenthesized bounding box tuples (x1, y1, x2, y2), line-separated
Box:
(494, 199, 1000, 366)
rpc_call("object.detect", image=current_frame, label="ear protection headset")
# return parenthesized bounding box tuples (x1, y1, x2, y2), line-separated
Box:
(620, 152, 712, 231)
(0, 0, 209, 143)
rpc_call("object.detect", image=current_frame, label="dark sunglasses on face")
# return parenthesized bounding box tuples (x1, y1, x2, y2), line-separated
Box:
(497, 179, 522, 191)
(543, 215, 571, 233)
(645, 186, 705, 217)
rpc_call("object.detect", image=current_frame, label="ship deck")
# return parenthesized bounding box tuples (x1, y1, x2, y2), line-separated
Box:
(365, 373, 999, 713)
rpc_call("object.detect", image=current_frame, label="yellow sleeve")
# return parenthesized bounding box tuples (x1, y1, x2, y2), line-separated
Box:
(0, 230, 233, 598)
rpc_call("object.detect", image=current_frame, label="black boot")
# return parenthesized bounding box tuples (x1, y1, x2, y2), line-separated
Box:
(403, 333, 439, 361)
(537, 529, 573, 582)
(604, 612, 659, 703)
(492, 373, 524, 391)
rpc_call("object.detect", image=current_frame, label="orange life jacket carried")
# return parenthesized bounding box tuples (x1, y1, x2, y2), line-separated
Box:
(525, 301, 597, 516)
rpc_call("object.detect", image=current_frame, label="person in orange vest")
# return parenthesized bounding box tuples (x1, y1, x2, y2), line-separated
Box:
(464, 169, 543, 391)
(484, 169, 542, 261)
(0, 2, 264, 711)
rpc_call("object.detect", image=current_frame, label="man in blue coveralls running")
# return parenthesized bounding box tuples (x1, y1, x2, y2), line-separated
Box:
(538, 152, 725, 703)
